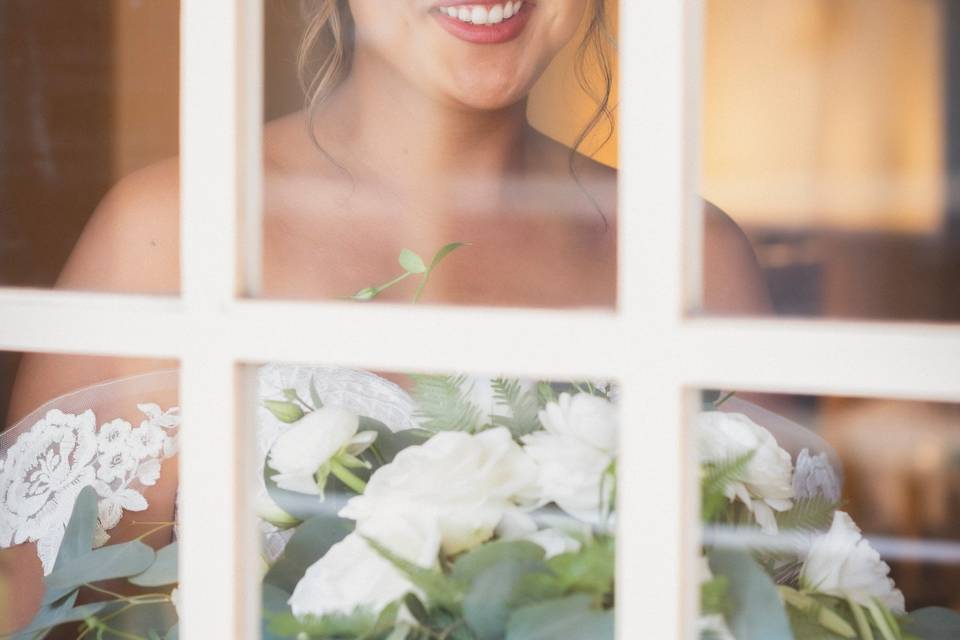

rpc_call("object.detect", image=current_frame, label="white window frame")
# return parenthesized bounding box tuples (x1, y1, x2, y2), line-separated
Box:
(1, 1, 958, 638)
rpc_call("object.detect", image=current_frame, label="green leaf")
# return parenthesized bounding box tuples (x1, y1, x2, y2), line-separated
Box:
(429, 242, 468, 269)
(13, 591, 80, 639)
(358, 416, 429, 465)
(465, 561, 544, 640)
(268, 602, 399, 639)
(536, 382, 557, 408)
(53, 486, 98, 568)
(490, 378, 541, 437)
(702, 451, 756, 522)
(544, 536, 615, 598)
(903, 607, 960, 640)
(364, 536, 463, 610)
(130, 541, 178, 586)
(707, 548, 794, 640)
(264, 514, 354, 594)
(451, 540, 546, 585)
(399, 248, 428, 274)
(776, 497, 838, 533)
(310, 375, 324, 410)
(165, 623, 179, 640)
(411, 374, 484, 433)
(264, 400, 305, 423)
(108, 602, 178, 638)
(778, 588, 855, 638)
(701, 575, 730, 616)
(505, 594, 613, 640)
(45, 540, 155, 592)
(352, 286, 379, 301)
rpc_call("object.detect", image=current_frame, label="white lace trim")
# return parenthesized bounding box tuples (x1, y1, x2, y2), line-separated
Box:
(0, 403, 179, 574)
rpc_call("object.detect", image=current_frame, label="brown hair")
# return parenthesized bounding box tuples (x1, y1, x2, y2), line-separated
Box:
(297, 0, 616, 220)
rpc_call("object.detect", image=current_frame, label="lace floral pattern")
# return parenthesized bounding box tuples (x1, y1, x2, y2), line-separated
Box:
(0, 403, 179, 574)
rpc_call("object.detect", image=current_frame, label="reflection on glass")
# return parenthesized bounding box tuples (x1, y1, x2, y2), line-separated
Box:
(256, 365, 616, 638)
(697, 390, 960, 638)
(260, 0, 619, 308)
(0, 355, 180, 637)
(703, 0, 960, 321)
(0, 1, 179, 291)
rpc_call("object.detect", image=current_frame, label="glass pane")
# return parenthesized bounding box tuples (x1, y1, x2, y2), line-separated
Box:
(253, 363, 617, 638)
(700, 0, 959, 321)
(1, 1, 180, 293)
(1, 351, 180, 637)
(696, 390, 960, 638)
(259, 1, 618, 308)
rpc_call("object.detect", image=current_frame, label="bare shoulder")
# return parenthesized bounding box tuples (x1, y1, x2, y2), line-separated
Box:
(702, 200, 772, 315)
(58, 157, 180, 293)
(526, 129, 617, 224)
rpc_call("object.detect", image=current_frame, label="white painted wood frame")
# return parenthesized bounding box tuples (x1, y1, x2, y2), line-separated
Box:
(0, 0, 958, 638)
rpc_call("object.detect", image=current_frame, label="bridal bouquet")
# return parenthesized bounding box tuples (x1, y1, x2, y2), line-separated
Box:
(18, 377, 960, 640)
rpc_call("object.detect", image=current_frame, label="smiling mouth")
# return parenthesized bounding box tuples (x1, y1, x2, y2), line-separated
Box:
(435, 2, 526, 26)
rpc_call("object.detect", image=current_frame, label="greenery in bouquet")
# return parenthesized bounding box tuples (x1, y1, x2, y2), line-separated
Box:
(11, 249, 960, 640)
(16, 371, 960, 639)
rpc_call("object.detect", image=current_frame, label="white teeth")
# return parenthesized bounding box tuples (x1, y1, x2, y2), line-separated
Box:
(441, 3, 521, 26)
(471, 5, 488, 24)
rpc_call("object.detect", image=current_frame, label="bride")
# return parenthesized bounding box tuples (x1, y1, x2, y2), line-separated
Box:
(1, 0, 772, 632)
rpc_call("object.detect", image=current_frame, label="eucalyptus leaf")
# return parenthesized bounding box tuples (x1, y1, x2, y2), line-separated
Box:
(53, 485, 98, 568)
(358, 417, 428, 464)
(451, 540, 545, 586)
(13, 591, 79, 639)
(108, 601, 178, 637)
(465, 561, 544, 640)
(903, 607, 960, 640)
(505, 594, 613, 640)
(45, 540, 156, 591)
(264, 400, 305, 423)
(264, 514, 353, 593)
(130, 541, 178, 586)
(399, 248, 428, 274)
(707, 548, 794, 640)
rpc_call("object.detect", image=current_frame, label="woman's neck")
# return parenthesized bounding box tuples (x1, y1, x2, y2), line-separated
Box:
(315, 46, 534, 206)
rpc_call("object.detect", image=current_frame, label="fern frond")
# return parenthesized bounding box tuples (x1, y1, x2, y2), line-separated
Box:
(411, 374, 483, 433)
(776, 497, 838, 533)
(701, 451, 755, 521)
(490, 377, 541, 437)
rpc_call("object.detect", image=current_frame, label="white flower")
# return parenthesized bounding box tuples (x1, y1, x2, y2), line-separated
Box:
(289, 509, 440, 619)
(170, 587, 181, 619)
(97, 419, 132, 454)
(267, 407, 373, 496)
(800, 511, 905, 614)
(341, 427, 538, 555)
(698, 411, 795, 534)
(521, 393, 617, 523)
(138, 403, 181, 429)
(525, 528, 583, 558)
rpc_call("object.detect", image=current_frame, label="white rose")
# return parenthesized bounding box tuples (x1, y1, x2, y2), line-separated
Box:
(340, 427, 538, 555)
(267, 407, 374, 496)
(698, 411, 794, 534)
(521, 393, 617, 523)
(289, 509, 440, 619)
(800, 511, 905, 614)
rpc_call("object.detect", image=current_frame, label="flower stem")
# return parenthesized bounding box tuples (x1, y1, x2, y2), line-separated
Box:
(329, 458, 367, 493)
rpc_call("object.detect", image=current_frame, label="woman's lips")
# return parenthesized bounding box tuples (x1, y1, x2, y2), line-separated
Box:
(432, 1, 533, 45)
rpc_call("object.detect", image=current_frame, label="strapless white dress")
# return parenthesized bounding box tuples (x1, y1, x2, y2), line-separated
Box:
(0, 365, 841, 574)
